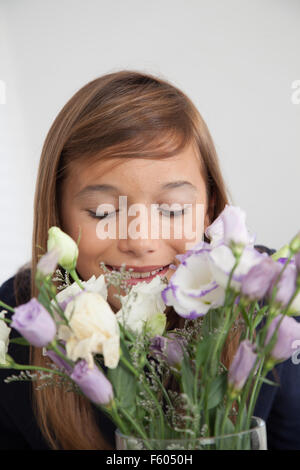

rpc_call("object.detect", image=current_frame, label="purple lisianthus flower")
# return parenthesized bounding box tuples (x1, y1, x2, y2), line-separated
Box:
(221, 205, 252, 247)
(162, 250, 225, 319)
(175, 241, 211, 265)
(276, 257, 296, 267)
(267, 263, 297, 307)
(295, 252, 300, 274)
(70, 360, 113, 406)
(208, 244, 267, 293)
(205, 205, 255, 249)
(241, 257, 280, 301)
(264, 314, 300, 363)
(11, 298, 56, 347)
(228, 340, 258, 391)
(150, 333, 187, 368)
(44, 345, 73, 374)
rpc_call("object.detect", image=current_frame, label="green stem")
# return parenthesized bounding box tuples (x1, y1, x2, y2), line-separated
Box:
(246, 358, 265, 427)
(0, 300, 15, 314)
(0, 316, 12, 324)
(119, 407, 153, 450)
(1, 362, 68, 378)
(248, 301, 259, 340)
(218, 398, 234, 449)
(145, 358, 173, 409)
(120, 355, 165, 440)
(110, 401, 129, 435)
(234, 354, 262, 433)
(48, 340, 74, 367)
(69, 269, 85, 290)
(43, 282, 70, 326)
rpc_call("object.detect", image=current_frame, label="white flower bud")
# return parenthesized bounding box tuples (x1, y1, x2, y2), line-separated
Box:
(47, 227, 79, 271)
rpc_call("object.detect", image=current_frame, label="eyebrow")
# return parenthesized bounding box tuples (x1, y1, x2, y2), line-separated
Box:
(75, 180, 197, 198)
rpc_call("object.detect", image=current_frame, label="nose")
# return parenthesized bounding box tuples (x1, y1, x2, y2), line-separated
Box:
(118, 237, 159, 257)
(117, 207, 161, 257)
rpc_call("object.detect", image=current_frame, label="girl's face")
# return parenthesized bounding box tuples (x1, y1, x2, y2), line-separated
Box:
(59, 142, 211, 312)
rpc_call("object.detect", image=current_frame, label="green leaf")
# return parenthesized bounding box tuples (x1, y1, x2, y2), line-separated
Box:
(214, 407, 235, 437)
(195, 337, 211, 369)
(181, 353, 195, 403)
(202, 309, 224, 336)
(240, 306, 251, 328)
(37, 290, 51, 312)
(207, 373, 227, 410)
(253, 306, 268, 329)
(107, 341, 136, 412)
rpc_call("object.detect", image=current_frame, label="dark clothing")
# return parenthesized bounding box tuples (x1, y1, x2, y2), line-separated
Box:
(251, 247, 300, 449)
(0, 274, 49, 449)
(1, 246, 300, 450)
(0, 272, 116, 450)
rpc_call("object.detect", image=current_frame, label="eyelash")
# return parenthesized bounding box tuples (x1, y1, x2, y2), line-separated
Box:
(87, 208, 188, 220)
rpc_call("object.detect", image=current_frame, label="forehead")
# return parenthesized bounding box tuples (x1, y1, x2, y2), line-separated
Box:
(65, 142, 206, 195)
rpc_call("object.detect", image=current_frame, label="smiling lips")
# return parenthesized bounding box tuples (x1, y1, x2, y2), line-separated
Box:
(107, 265, 169, 272)
(105, 264, 170, 280)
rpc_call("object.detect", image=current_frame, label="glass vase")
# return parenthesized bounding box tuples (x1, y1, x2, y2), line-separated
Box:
(115, 416, 267, 450)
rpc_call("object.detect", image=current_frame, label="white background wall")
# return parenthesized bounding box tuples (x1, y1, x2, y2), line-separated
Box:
(0, 0, 299, 286)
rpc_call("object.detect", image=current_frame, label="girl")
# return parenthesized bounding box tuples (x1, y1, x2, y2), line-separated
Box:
(0, 70, 298, 450)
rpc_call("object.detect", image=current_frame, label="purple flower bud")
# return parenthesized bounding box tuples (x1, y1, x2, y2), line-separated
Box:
(295, 252, 300, 274)
(241, 257, 279, 301)
(267, 263, 297, 307)
(150, 333, 187, 368)
(36, 248, 60, 278)
(221, 206, 251, 246)
(228, 340, 258, 391)
(265, 314, 300, 362)
(70, 360, 114, 406)
(45, 345, 73, 374)
(11, 298, 56, 347)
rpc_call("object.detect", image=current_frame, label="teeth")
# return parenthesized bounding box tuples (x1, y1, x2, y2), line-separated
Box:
(107, 265, 167, 278)
(128, 267, 165, 278)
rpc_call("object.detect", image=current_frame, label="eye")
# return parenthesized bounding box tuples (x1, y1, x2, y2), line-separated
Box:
(158, 207, 188, 217)
(87, 210, 118, 220)
(87, 207, 189, 220)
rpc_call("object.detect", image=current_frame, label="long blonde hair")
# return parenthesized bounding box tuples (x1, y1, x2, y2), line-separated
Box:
(21, 70, 234, 449)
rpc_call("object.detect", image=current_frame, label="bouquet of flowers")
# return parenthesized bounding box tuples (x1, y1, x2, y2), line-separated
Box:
(1, 205, 300, 450)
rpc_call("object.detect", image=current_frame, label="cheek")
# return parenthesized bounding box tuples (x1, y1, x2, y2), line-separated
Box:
(77, 221, 112, 261)
(61, 207, 112, 277)
(76, 233, 112, 280)
(168, 210, 205, 252)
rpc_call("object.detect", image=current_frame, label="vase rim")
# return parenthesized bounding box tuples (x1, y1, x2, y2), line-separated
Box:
(115, 415, 266, 442)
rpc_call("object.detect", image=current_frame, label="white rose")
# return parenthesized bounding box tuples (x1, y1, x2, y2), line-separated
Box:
(116, 276, 167, 335)
(0, 311, 11, 365)
(58, 292, 120, 369)
(55, 274, 108, 305)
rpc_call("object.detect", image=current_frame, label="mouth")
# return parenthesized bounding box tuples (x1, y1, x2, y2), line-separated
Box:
(104, 264, 171, 284)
